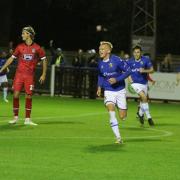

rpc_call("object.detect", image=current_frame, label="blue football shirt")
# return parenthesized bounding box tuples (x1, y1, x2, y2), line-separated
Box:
(128, 56, 153, 84)
(97, 55, 131, 91)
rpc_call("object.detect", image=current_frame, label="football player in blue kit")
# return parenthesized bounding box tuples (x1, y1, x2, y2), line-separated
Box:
(97, 41, 131, 144)
(128, 46, 154, 126)
(0, 51, 9, 102)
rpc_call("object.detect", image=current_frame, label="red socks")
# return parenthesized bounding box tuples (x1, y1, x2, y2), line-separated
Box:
(25, 98, 32, 118)
(13, 98, 19, 117)
(13, 98, 32, 118)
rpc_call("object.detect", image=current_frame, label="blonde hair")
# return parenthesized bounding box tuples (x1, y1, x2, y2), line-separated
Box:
(100, 41, 113, 50)
(22, 26, 36, 39)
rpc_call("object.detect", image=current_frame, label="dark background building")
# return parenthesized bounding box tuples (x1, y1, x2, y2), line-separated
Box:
(1, 0, 180, 54)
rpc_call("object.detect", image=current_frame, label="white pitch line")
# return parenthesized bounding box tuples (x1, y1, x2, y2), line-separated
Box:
(0, 113, 173, 140)
(33, 112, 107, 120)
(125, 127, 173, 139)
(0, 112, 107, 123)
(0, 126, 173, 141)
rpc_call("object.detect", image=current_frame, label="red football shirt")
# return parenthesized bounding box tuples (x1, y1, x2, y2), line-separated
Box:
(12, 42, 46, 75)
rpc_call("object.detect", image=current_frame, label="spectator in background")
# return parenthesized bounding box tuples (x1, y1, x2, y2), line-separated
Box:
(72, 49, 85, 67)
(72, 49, 86, 98)
(49, 40, 65, 67)
(88, 49, 98, 68)
(49, 40, 65, 95)
(160, 53, 173, 72)
(0, 51, 9, 102)
(87, 49, 98, 99)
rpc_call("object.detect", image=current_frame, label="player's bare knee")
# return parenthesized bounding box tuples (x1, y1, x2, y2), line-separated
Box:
(141, 96, 148, 102)
(119, 114, 125, 120)
(139, 93, 147, 102)
(106, 103, 115, 111)
(119, 111, 126, 120)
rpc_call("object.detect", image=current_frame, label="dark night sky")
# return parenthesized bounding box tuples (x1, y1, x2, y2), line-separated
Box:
(7, 0, 180, 54)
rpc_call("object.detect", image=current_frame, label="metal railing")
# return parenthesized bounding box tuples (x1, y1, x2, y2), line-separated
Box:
(7, 65, 98, 98)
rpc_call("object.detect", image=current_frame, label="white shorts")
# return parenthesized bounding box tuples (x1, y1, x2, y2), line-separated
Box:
(104, 89, 127, 110)
(131, 83, 148, 95)
(0, 75, 8, 85)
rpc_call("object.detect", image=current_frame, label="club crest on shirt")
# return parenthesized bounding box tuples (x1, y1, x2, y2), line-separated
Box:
(32, 48, 36, 53)
(109, 63, 113, 68)
(140, 61, 144, 65)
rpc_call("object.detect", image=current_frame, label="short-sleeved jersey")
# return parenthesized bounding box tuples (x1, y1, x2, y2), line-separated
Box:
(0, 58, 7, 76)
(12, 43, 46, 75)
(128, 56, 153, 84)
(98, 55, 131, 91)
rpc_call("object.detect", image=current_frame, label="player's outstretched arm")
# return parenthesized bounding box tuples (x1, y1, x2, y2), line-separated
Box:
(115, 62, 131, 82)
(39, 58, 47, 84)
(0, 57, 14, 73)
(140, 67, 154, 74)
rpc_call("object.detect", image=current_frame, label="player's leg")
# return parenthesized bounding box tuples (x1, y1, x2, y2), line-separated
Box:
(9, 90, 20, 124)
(118, 110, 127, 120)
(104, 91, 123, 144)
(136, 98, 144, 118)
(24, 77, 37, 126)
(1, 75, 9, 102)
(138, 97, 144, 117)
(2, 82, 8, 102)
(139, 89, 154, 126)
(116, 89, 127, 121)
(131, 83, 145, 125)
(9, 76, 23, 124)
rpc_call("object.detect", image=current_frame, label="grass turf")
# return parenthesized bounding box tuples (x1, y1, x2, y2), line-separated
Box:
(0, 95, 179, 180)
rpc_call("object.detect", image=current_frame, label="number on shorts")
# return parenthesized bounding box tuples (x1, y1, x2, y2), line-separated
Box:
(30, 85, 34, 91)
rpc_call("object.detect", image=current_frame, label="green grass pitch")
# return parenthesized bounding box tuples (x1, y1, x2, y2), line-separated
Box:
(0, 95, 179, 180)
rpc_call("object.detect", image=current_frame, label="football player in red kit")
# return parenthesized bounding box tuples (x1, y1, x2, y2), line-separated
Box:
(0, 26, 47, 125)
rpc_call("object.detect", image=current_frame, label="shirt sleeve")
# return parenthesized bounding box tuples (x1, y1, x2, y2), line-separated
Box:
(115, 59, 131, 82)
(12, 46, 20, 59)
(37, 47, 46, 60)
(146, 58, 153, 69)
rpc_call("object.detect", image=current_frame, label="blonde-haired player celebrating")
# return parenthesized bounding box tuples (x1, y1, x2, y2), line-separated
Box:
(97, 41, 131, 144)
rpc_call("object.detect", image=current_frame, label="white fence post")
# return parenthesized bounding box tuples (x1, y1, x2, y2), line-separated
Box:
(50, 65, 55, 97)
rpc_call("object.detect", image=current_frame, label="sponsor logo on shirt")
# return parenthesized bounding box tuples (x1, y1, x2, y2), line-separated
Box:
(23, 54, 33, 61)
(132, 68, 140, 72)
(103, 72, 117, 76)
